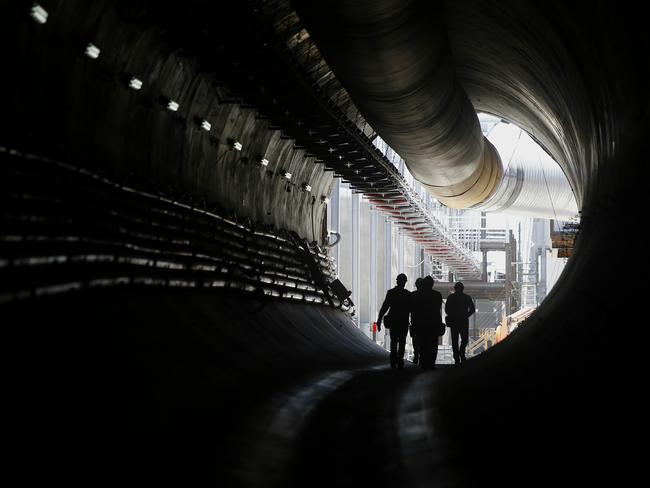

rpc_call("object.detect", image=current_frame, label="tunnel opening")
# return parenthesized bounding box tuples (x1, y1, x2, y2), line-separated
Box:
(2, 0, 647, 486)
(327, 111, 579, 363)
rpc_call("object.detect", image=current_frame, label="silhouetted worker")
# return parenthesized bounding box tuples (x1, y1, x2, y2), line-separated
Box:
(445, 282, 476, 364)
(411, 276, 443, 370)
(377, 273, 411, 369)
(410, 277, 423, 364)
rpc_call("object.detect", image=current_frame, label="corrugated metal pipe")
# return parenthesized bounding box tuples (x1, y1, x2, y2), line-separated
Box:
(292, 0, 503, 208)
(476, 121, 579, 220)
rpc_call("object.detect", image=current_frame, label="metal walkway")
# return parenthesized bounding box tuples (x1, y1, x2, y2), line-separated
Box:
(214, 2, 483, 277)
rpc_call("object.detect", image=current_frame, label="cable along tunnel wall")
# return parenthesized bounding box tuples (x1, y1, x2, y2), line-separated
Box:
(0, 151, 345, 309)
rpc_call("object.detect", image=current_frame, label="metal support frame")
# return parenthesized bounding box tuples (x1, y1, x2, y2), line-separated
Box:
(505, 230, 516, 314)
(330, 178, 341, 269)
(398, 230, 405, 275)
(370, 208, 378, 332)
(482, 251, 488, 282)
(351, 191, 360, 325)
(419, 246, 425, 278)
(384, 219, 392, 349)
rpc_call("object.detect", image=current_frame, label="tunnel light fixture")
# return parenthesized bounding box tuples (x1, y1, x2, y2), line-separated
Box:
(260, 158, 269, 166)
(321, 196, 330, 204)
(30, 3, 48, 24)
(284, 171, 292, 180)
(166, 100, 179, 112)
(84, 43, 101, 59)
(200, 120, 211, 131)
(302, 183, 312, 192)
(128, 77, 143, 90)
(232, 141, 243, 151)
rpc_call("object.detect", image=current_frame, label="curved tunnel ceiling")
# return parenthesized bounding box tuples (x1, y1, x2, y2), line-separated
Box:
(442, 0, 616, 210)
(290, 0, 593, 221)
(2, 1, 646, 486)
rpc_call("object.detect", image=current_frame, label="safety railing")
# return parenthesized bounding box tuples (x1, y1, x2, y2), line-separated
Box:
(466, 328, 497, 357)
(261, 1, 481, 277)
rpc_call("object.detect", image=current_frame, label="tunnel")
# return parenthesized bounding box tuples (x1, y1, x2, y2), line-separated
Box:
(1, 1, 647, 486)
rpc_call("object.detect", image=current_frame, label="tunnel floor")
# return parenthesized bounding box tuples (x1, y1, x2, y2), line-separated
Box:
(3, 286, 642, 487)
(2, 284, 458, 486)
(286, 367, 440, 488)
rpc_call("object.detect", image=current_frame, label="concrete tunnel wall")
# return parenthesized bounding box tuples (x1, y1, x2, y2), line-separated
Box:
(2, 0, 332, 241)
(1, 1, 648, 486)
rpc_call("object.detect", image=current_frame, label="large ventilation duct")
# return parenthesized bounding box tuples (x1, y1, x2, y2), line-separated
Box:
(475, 121, 579, 219)
(292, 0, 503, 209)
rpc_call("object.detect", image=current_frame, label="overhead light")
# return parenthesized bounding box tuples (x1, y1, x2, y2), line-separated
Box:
(302, 183, 312, 192)
(166, 100, 179, 111)
(200, 120, 211, 131)
(232, 141, 243, 151)
(321, 196, 330, 204)
(260, 158, 269, 166)
(84, 43, 101, 59)
(128, 77, 143, 90)
(30, 4, 48, 24)
(284, 171, 292, 180)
